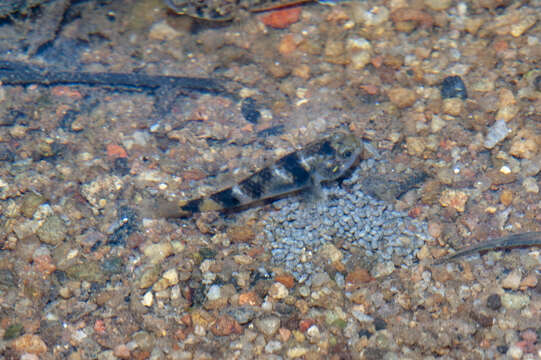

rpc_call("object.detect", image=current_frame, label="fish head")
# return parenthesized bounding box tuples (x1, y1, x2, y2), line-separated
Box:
(312, 131, 362, 183)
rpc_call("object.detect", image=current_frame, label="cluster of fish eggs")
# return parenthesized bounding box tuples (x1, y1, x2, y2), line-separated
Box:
(260, 159, 432, 283)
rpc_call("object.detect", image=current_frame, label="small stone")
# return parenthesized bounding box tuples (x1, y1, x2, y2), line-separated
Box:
(500, 189, 513, 206)
(509, 131, 538, 159)
(487, 294, 503, 311)
(522, 177, 539, 193)
(501, 270, 522, 290)
(113, 344, 131, 359)
(534, 75, 541, 92)
(424, 0, 452, 11)
(279, 328, 291, 342)
(416, 245, 431, 260)
(12, 334, 47, 354)
(58, 286, 71, 299)
(388, 87, 417, 108)
(21, 193, 46, 218)
(352, 4, 389, 26)
(233, 254, 253, 265)
(501, 293, 530, 310)
(439, 189, 468, 212)
(406, 137, 426, 156)
(442, 98, 463, 116)
(465, 17, 485, 34)
(371, 261, 395, 278)
(148, 20, 181, 41)
(306, 325, 320, 343)
(441, 76, 467, 99)
(507, 344, 524, 359)
(162, 268, 179, 286)
(33, 253, 56, 275)
(500, 165, 511, 175)
(319, 243, 343, 263)
(431, 115, 446, 132)
(238, 291, 261, 306)
(517, 274, 537, 293)
(279, 33, 299, 55)
(350, 51, 371, 70)
(132, 331, 155, 352)
(345, 268, 373, 291)
(510, 15, 536, 37)
(20, 354, 39, 360)
(241, 98, 260, 124)
(496, 105, 519, 123)
(65, 261, 105, 283)
(324, 39, 345, 59)
(142, 291, 153, 307)
(265, 340, 283, 354)
(227, 306, 257, 324)
(274, 274, 295, 289)
(374, 317, 387, 330)
(210, 315, 242, 336)
(292, 64, 311, 79)
(138, 266, 160, 289)
(255, 316, 281, 337)
(37, 215, 67, 245)
(260, 6, 301, 29)
(269, 282, 289, 300)
(267, 62, 290, 78)
(9, 124, 27, 139)
(206, 285, 221, 301)
(298, 319, 315, 332)
(484, 119, 511, 149)
(142, 242, 173, 264)
(227, 225, 255, 243)
(287, 346, 308, 358)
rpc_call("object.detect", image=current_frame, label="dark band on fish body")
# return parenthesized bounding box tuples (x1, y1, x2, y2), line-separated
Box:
(240, 178, 264, 199)
(181, 198, 203, 213)
(211, 188, 241, 208)
(257, 167, 274, 182)
(280, 153, 311, 185)
(319, 140, 335, 155)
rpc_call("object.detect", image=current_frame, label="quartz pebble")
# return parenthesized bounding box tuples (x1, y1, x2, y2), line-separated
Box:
(255, 316, 281, 337)
(501, 270, 521, 290)
(388, 87, 417, 108)
(268, 282, 289, 299)
(484, 119, 511, 149)
(501, 293, 530, 310)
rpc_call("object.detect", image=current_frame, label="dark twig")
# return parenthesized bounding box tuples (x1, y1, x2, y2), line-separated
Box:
(0, 60, 226, 94)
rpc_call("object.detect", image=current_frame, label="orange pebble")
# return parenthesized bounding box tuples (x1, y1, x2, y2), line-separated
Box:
(51, 86, 83, 99)
(238, 291, 261, 306)
(106, 144, 128, 159)
(279, 33, 298, 55)
(94, 319, 106, 334)
(275, 274, 295, 289)
(260, 6, 301, 29)
(299, 318, 315, 332)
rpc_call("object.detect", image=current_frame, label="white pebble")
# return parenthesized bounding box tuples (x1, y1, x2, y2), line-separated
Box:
(142, 291, 153, 307)
(522, 177, 539, 193)
(507, 344, 523, 359)
(206, 285, 221, 301)
(484, 119, 511, 149)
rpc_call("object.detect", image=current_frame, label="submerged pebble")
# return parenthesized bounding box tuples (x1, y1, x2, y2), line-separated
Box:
(441, 76, 468, 99)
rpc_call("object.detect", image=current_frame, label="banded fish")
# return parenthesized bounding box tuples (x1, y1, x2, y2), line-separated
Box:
(161, 131, 361, 217)
(435, 231, 541, 264)
(165, 0, 343, 21)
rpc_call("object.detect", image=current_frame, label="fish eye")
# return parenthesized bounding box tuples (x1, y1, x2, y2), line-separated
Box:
(344, 150, 352, 157)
